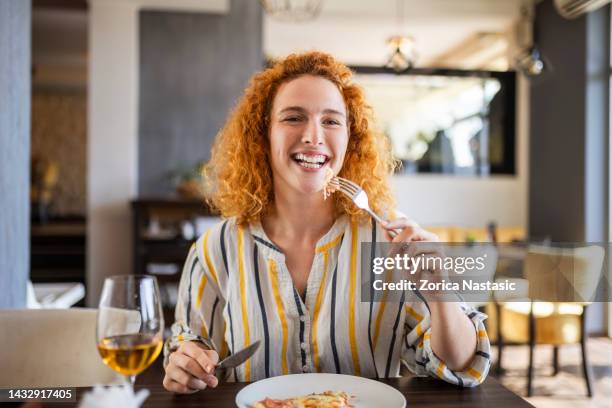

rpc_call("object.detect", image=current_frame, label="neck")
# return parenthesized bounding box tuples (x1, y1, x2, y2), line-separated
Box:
(262, 184, 336, 246)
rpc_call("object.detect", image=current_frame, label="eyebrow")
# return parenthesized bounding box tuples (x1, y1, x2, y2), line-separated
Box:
(278, 106, 346, 118)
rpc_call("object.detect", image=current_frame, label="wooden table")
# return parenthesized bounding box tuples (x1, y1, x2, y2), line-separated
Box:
(44, 361, 534, 408)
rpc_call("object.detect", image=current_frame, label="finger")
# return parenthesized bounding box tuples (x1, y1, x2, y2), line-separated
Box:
(179, 340, 211, 357)
(385, 240, 410, 259)
(194, 350, 220, 375)
(203, 349, 220, 365)
(396, 228, 441, 244)
(162, 374, 195, 394)
(415, 228, 440, 242)
(181, 341, 219, 366)
(406, 243, 444, 259)
(381, 220, 413, 242)
(165, 363, 194, 385)
(187, 376, 211, 390)
(181, 342, 219, 374)
(385, 222, 439, 244)
(163, 376, 199, 394)
(201, 373, 219, 388)
(382, 226, 395, 242)
(166, 364, 207, 390)
(169, 351, 208, 380)
(380, 225, 414, 243)
(384, 218, 419, 231)
(392, 225, 417, 243)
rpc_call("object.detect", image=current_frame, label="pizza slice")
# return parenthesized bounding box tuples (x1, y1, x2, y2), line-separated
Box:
(252, 390, 354, 408)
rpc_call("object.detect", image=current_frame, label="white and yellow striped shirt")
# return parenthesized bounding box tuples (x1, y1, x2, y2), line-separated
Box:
(167, 215, 491, 386)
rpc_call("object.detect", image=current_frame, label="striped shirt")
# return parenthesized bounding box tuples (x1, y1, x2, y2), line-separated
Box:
(166, 215, 491, 386)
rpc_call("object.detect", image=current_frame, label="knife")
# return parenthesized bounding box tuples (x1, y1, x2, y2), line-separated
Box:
(216, 340, 261, 370)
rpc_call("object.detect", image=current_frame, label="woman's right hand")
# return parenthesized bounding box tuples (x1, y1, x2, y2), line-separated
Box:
(163, 341, 220, 393)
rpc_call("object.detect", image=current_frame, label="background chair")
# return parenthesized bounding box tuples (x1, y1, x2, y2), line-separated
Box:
(490, 245, 605, 397)
(0, 309, 122, 387)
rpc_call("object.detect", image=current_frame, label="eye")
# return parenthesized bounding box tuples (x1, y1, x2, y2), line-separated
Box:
(282, 116, 303, 123)
(323, 118, 342, 126)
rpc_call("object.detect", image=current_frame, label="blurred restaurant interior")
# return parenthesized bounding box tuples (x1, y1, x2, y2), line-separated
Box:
(1, 0, 612, 406)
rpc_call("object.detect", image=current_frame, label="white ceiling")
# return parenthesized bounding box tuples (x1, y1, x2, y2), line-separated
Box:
(32, 0, 533, 75)
(264, 0, 531, 67)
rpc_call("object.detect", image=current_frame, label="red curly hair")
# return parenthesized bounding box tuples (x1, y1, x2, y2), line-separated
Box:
(203, 51, 398, 224)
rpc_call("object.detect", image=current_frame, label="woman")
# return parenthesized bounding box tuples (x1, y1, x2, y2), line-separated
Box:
(162, 51, 490, 394)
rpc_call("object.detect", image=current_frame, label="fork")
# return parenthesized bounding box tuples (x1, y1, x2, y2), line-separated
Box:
(332, 176, 399, 238)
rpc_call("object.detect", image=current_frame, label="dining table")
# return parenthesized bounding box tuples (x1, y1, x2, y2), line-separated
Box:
(41, 358, 534, 408)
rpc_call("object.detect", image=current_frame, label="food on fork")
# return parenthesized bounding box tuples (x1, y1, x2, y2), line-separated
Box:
(251, 390, 354, 408)
(323, 168, 339, 200)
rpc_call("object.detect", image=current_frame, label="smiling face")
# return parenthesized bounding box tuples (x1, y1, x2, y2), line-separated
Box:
(268, 75, 349, 196)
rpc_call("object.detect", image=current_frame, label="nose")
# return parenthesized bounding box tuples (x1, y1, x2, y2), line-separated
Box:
(301, 120, 324, 145)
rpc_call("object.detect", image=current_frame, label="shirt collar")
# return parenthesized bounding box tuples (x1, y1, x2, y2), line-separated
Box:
(248, 214, 348, 260)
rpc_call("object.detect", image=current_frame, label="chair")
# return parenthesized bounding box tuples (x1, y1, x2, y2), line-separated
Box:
(0, 309, 122, 387)
(492, 245, 605, 397)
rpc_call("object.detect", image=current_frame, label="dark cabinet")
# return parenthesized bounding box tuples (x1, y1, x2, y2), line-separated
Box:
(30, 219, 87, 307)
(131, 198, 217, 323)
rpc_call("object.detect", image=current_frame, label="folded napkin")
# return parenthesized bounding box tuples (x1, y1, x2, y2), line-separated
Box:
(78, 385, 149, 408)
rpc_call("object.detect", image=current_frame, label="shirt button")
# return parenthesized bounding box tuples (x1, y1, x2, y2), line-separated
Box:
(300, 342, 307, 350)
(302, 365, 309, 372)
(299, 315, 306, 322)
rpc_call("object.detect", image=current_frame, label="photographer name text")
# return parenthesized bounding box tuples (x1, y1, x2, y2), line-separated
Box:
(372, 278, 517, 292)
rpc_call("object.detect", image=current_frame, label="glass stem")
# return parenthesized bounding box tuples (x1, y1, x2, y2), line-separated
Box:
(126, 375, 136, 389)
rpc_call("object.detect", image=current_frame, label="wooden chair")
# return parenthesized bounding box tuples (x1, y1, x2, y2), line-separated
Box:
(493, 245, 605, 397)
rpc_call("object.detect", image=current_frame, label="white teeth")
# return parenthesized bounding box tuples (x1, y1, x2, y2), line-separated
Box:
(297, 161, 323, 169)
(294, 153, 326, 164)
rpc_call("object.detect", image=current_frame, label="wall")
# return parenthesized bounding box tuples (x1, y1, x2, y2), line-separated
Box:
(138, 2, 263, 196)
(87, 0, 234, 306)
(530, 2, 609, 242)
(31, 90, 87, 216)
(88, 0, 140, 306)
(529, 2, 610, 333)
(0, 0, 31, 308)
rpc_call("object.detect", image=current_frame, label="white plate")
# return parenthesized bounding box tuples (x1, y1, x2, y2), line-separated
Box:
(235, 373, 406, 408)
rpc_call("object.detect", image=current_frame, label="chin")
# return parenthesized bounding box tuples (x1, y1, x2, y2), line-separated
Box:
(292, 181, 324, 196)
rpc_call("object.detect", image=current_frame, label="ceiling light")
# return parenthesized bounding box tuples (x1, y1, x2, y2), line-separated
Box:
(516, 46, 545, 76)
(514, 5, 549, 77)
(386, 35, 417, 72)
(384, 0, 417, 72)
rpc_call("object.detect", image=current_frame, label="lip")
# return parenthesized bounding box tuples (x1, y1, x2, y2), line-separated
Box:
(290, 150, 331, 173)
(294, 161, 329, 172)
(291, 150, 331, 160)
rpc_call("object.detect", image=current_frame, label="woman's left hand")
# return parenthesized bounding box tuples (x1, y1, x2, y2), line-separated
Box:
(382, 218, 478, 371)
(381, 218, 439, 243)
(381, 218, 448, 301)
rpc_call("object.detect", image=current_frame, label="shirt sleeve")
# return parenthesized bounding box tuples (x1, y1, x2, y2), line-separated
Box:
(400, 301, 491, 387)
(163, 238, 228, 367)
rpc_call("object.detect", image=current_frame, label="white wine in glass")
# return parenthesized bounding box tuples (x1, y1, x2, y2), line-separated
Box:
(96, 275, 164, 386)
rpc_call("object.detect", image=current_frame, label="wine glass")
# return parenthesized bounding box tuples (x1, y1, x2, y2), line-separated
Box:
(96, 275, 164, 387)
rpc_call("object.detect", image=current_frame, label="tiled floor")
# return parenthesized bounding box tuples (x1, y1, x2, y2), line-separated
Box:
(492, 338, 612, 408)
